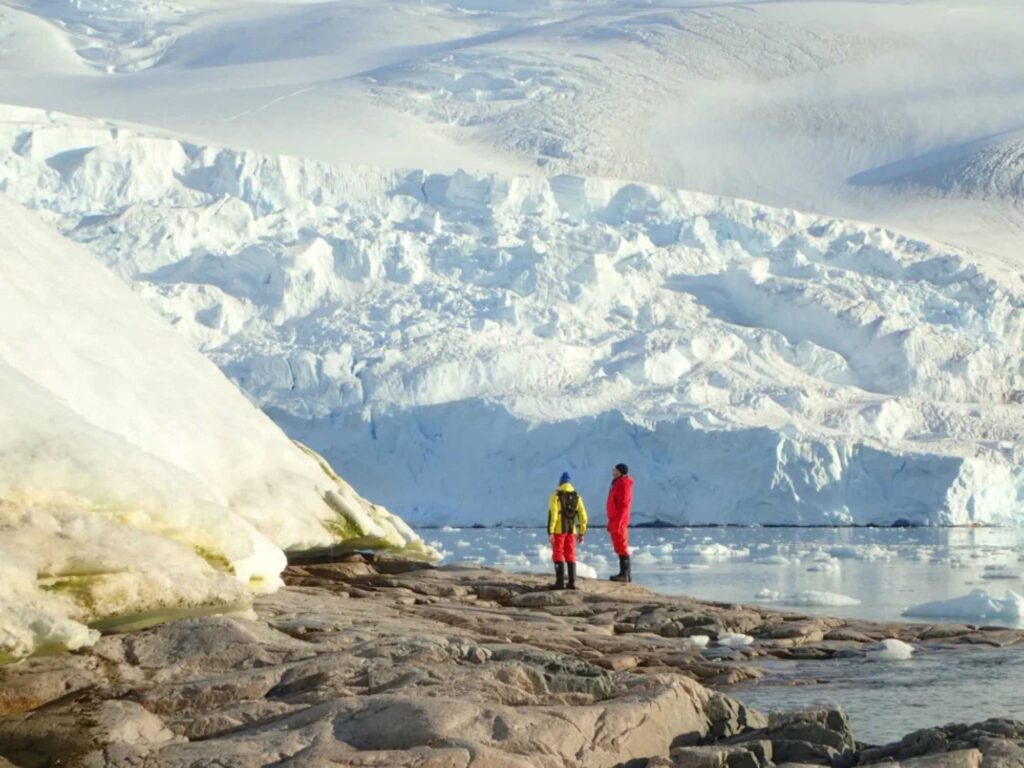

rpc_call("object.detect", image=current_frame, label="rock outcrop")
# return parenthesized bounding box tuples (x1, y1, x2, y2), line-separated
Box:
(1, 559, 1022, 767)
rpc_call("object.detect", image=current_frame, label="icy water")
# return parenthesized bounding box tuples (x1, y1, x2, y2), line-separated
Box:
(426, 526, 1024, 744)
(737, 645, 1024, 745)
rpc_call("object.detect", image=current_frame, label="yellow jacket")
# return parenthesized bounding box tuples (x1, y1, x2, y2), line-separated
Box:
(548, 483, 588, 535)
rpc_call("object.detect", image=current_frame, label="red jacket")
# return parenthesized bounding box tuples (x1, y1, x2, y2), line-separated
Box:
(606, 475, 633, 528)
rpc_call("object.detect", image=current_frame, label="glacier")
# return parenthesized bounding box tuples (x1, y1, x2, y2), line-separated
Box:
(0, 193, 435, 661)
(2, 106, 1023, 529)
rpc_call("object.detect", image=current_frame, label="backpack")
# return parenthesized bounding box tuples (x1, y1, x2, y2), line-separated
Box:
(557, 490, 579, 534)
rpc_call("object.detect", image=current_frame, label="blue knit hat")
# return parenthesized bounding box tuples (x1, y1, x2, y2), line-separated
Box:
(559, 472, 571, 485)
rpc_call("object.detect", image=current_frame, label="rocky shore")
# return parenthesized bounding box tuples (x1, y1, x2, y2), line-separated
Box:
(2, 558, 1023, 767)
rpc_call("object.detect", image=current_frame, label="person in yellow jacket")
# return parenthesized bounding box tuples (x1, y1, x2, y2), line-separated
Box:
(548, 472, 588, 590)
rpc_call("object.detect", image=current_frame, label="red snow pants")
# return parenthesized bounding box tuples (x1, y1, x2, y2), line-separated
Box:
(551, 534, 577, 564)
(608, 524, 629, 557)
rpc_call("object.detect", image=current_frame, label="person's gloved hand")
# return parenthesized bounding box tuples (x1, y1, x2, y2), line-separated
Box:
(576, 534, 584, 544)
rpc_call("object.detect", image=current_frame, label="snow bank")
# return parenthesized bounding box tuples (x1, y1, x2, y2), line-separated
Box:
(902, 589, 1024, 624)
(0, 196, 435, 660)
(3, 106, 1024, 529)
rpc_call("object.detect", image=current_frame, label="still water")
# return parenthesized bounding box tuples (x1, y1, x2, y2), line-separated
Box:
(425, 526, 1024, 744)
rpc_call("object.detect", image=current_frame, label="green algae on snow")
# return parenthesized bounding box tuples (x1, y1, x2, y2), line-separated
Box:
(38, 573, 104, 613)
(295, 440, 440, 563)
(87, 601, 252, 633)
(193, 545, 232, 573)
(36, 571, 249, 634)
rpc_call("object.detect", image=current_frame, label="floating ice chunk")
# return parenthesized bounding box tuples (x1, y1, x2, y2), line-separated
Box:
(755, 589, 860, 606)
(688, 543, 750, 560)
(827, 545, 891, 561)
(981, 566, 1020, 580)
(456, 540, 472, 548)
(902, 588, 1024, 622)
(428, 542, 451, 559)
(753, 555, 793, 565)
(806, 558, 841, 573)
(687, 635, 710, 648)
(441, 525, 458, 532)
(633, 550, 659, 565)
(575, 562, 598, 579)
(870, 638, 915, 661)
(717, 632, 755, 648)
(494, 554, 531, 568)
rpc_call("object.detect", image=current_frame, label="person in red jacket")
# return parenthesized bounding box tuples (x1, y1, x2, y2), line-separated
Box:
(606, 463, 634, 582)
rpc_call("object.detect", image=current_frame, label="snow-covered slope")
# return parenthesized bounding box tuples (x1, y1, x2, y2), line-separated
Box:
(0, 193, 434, 661)
(852, 132, 1024, 203)
(2, 0, 1022, 260)
(3, 106, 1023, 529)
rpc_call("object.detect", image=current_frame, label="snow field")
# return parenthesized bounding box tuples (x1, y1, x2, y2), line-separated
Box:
(3, 0, 1022, 264)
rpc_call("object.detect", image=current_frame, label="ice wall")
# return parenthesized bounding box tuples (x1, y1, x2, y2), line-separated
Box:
(2, 106, 1023, 530)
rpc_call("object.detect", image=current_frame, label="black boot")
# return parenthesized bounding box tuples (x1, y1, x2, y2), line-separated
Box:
(567, 562, 578, 590)
(610, 555, 631, 583)
(551, 562, 566, 590)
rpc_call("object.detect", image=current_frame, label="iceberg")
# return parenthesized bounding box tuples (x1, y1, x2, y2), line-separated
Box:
(902, 589, 1024, 624)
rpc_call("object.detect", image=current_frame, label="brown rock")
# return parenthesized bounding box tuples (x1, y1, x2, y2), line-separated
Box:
(596, 654, 640, 672)
(0, 699, 176, 766)
(901, 749, 983, 768)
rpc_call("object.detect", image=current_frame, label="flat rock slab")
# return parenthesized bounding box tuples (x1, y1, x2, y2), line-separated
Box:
(1, 558, 1023, 767)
